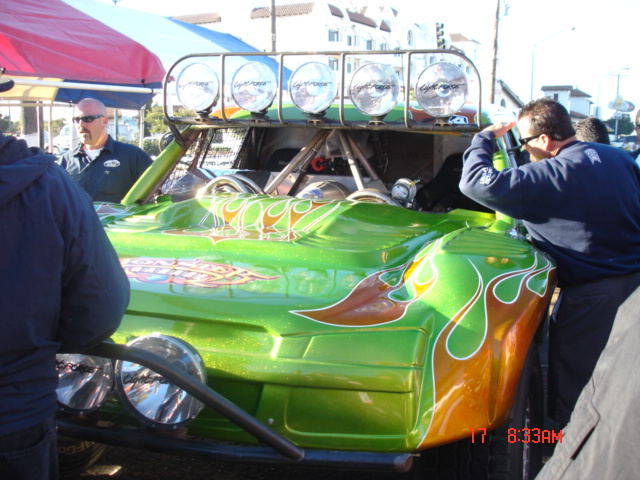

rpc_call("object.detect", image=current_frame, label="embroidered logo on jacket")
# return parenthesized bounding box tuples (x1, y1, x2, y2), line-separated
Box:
(103, 160, 121, 168)
(479, 167, 495, 185)
(585, 148, 601, 163)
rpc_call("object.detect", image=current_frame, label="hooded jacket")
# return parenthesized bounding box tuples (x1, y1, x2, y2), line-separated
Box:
(0, 133, 130, 435)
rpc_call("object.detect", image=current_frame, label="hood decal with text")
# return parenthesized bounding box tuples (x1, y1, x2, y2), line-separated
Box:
(121, 258, 279, 288)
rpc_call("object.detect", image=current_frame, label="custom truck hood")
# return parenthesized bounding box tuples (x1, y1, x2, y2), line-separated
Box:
(97, 193, 500, 332)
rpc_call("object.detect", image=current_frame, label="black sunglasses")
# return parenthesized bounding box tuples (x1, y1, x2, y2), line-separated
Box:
(72, 115, 105, 124)
(518, 134, 542, 146)
(507, 133, 543, 153)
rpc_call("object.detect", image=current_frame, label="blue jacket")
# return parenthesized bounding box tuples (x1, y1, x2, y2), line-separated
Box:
(58, 135, 152, 203)
(460, 132, 640, 287)
(0, 133, 130, 435)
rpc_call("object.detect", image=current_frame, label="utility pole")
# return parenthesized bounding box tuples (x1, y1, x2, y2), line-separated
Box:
(270, 0, 276, 52)
(614, 73, 624, 138)
(489, 0, 500, 104)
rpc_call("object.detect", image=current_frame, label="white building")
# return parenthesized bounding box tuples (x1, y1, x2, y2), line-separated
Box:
(172, 2, 528, 110)
(495, 80, 526, 117)
(541, 86, 592, 121)
(174, 4, 434, 84)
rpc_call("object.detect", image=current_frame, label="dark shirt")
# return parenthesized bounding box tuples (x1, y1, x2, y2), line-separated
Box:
(0, 132, 130, 435)
(459, 132, 640, 287)
(58, 135, 152, 203)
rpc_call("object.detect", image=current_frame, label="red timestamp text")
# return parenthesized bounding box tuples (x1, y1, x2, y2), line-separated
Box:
(469, 427, 562, 444)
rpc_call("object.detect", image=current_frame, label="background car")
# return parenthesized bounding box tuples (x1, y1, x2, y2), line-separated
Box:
(52, 124, 72, 154)
(612, 134, 638, 151)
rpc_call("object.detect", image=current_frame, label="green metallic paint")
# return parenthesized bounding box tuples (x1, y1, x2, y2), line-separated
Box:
(98, 187, 554, 452)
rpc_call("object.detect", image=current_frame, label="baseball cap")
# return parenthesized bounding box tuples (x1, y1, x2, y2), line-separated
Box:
(0, 78, 15, 93)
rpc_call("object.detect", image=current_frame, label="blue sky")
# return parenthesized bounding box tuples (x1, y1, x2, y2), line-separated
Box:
(96, 0, 640, 122)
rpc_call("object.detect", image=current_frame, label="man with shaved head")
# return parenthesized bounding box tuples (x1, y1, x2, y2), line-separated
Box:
(58, 98, 152, 203)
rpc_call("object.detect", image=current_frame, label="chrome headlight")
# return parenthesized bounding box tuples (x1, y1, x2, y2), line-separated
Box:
(56, 354, 114, 415)
(390, 179, 418, 205)
(176, 62, 220, 112)
(231, 62, 277, 113)
(115, 334, 207, 430)
(349, 63, 400, 117)
(289, 62, 337, 115)
(415, 62, 468, 117)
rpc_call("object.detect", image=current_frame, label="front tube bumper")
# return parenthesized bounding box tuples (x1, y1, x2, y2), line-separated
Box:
(64, 342, 413, 472)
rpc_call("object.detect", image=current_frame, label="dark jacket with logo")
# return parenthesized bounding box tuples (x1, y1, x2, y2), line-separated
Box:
(58, 135, 152, 203)
(459, 132, 640, 287)
(0, 132, 130, 435)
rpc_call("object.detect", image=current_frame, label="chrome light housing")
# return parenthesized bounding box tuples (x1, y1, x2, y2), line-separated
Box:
(289, 62, 337, 115)
(176, 62, 220, 112)
(56, 354, 114, 415)
(349, 63, 400, 117)
(390, 178, 418, 205)
(415, 62, 468, 117)
(231, 62, 277, 113)
(296, 181, 351, 200)
(115, 334, 207, 429)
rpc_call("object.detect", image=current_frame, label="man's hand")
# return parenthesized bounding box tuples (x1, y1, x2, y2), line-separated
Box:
(483, 121, 516, 139)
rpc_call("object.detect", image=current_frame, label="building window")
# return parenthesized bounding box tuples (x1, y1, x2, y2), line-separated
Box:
(328, 29, 339, 42)
(347, 35, 352, 46)
(553, 94, 559, 101)
(379, 43, 387, 50)
(329, 58, 338, 71)
(354, 36, 360, 47)
(407, 30, 413, 46)
(366, 39, 373, 50)
(347, 62, 352, 73)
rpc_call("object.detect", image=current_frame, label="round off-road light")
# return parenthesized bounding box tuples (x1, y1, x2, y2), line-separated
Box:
(115, 334, 207, 429)
(56, 354, 114, 415)
(415, 62, 468, 117)
(231, 62, 277, 113)
(176, 62, 220, 112)
(390, 178, 418, 203)
(349, 63, 400, 117)
(289, 62, 337, 115)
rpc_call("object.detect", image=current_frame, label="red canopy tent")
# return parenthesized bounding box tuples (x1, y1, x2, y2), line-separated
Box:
(0, 0, 166, 109)
(0, 0, 281, 110)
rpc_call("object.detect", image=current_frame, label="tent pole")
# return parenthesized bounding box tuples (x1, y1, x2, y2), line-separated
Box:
(48, 104, 54, 153)
(139, 106, 145, 149)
